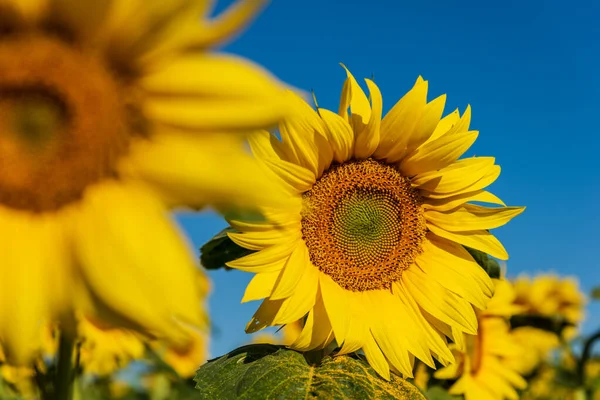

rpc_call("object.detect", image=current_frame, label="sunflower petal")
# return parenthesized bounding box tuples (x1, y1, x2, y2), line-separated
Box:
(319, 274, 350, 346)
(362, 334, 390, 380)
(425, 205, 525, 232)
(412, 157, 496, 193)
(428, 226, 509, 260)
(74, 182, 203, 344)
(400, 130, 479, 176)
(376, 78, 428, 162)
(402, 267, 478, 334)
(319, 108, 354, 163)
(226, 239, 296, 272)
(241, 271, 280, 303)
(340, 64, 371, 132)
(423, 190, 506, 212)
(406, 94, 446, 152)
(291, 292, 333, 351)
(270, 242, 309, 300)
(122, 132, 293, 209)
(262, 158, 315, 193)
(353, 79, 382, 159)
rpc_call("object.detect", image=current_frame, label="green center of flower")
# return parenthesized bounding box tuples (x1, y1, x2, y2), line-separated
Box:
(333, 190, 403, 266)
(301, 159, 426, 292)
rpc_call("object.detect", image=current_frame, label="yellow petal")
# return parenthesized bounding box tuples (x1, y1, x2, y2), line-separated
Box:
(340, 64, 371, 132)
(422, 165, 501, 199)
(291, 291, 333, 351)
(425, 235, 494, 299)
(337, 292, 369, 355)
(337, 77, 351, 121)
(402, 267, 477, 334)
(423, 190, 506, 212)
(376, 78, 428, 162)
(241, 271, 280, 303)
(121, 132, 293, 210)
(262, 158, 316, 193)
(74, 182, 203, 345)
(353, 79, 382, 159)
(412, 157, 496, 193)
(248, 130, 284, 161)
(366, 291, 420, 376)
(426, 108, 460, 144)
(319, 108, 354, 163)
(0, 211, 62, 364)
(428, 227, 509, 260)
(277, 91, 328, 176)
(245, 298, 285, 333)
(319, 274, 350, 346)
(425, 205, 525, 232)
(362, 334, 390, 380)
(226, 239, 297, 273)
(143, 95, 285, 132)
(141, 53, 285, 103)
(393, 285, 455, 366)
(228, 229, 290, 251)
(400, 130, 478, 176)
(270, 242, 309, 300)
(405, 94, 446, 153)
(415, 244, 489, 309)
(272, 263, 319, 324)
(426, 106, 471, 144)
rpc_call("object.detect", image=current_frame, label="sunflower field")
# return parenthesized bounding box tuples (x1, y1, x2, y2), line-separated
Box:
(0, 0, 598, 399)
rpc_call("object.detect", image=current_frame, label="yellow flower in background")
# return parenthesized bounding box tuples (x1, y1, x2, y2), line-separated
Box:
(513, 274, 586, 336)
(227, 66, 524, 379)
(435, 279, 527, 400)
(505, 326, 560, 375)
(0, 0, 289, 363)
(77, 317, 145, 376)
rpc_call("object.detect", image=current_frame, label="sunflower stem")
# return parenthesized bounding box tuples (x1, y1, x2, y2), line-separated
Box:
(54, 332, 75, 400)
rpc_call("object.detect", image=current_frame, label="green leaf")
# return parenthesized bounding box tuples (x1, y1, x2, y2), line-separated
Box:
(591, 286, 600, 300)
(199, 227, 254, 271)
(464, 247, 500, 279)
(194, 345, 426, 399)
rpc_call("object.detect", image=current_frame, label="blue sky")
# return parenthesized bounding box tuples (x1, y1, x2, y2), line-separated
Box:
(177, 0, 600, 357)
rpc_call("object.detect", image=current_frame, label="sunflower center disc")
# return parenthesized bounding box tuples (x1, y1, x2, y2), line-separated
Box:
(0, 35, 129, 212)
(301, 159, 427, 292)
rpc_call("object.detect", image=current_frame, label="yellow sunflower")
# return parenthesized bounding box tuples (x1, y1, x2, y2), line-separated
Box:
(513, 274, 586, 336)
(504, 326, 560, 375)
(435, 279, 527, 400)
(227, 66, 525, 379)
(0, 0, 289, 363)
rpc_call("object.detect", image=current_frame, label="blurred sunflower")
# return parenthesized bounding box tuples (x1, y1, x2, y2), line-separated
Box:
(504, 326, 560, 375)
(435, 279, 527, 400)
(77, 316, 145, 377)
(227, 66, 524, 379)
(513, 274, 586, 338)
(0, 0, 289, 363)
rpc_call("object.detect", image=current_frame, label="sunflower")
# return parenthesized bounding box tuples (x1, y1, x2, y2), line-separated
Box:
(513, 274, 586, 337)
(226, 66, 524, 379)
(434, 279, 527, 400)
(504, 326, 560, 375)
(0, 0, 289, 363)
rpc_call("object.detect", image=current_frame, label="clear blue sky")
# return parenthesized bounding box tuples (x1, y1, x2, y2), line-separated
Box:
(177, 0, 600, 358)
